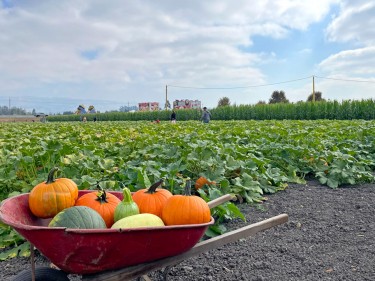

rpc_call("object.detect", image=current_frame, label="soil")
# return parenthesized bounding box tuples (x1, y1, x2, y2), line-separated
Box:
(1, 180, 374, 281)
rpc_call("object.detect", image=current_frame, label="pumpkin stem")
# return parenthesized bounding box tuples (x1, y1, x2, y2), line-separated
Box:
(96, 190, 108, 203)
(184, 180, 192, 196)
(46, 167, 59, 184)
(146, 179, 164, 194)
(96, 180, 103, 191)
(122, 187, 133, 203)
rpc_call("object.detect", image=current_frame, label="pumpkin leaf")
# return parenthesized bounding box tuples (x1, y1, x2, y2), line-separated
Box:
(7, 191, 21, 198)
(98, 158, 115, 171)
(98, 180, 118, 190)
(18, 242, 31, 257)
(0, 246, 20, 260)
(225, 202, 246, 221)
(205, 224, 227, 237)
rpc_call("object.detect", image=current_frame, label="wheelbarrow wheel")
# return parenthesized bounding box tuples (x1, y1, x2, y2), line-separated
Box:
(11, 266, 69, 281)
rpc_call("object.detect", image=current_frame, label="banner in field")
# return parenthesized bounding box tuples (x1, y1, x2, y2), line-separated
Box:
(173, 99, 201, 109)
(138, 102, 159, 111)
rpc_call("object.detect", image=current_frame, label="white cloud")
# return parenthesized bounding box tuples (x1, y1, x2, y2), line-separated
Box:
(326, 0, 375, 45)
(319, 47, 375, 76)
(311, 1, 375, 102)
(317, 46, 375, 102)
(319, 1, 375, 78)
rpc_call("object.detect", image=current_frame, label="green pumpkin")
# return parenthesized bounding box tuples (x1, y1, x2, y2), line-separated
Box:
(111, 213, 165, 229)
(49, 206, 107, 229)
(114, 187, 140, 222)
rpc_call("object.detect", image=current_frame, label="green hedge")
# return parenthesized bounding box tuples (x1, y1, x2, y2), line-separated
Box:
(47, 99, 375, 122)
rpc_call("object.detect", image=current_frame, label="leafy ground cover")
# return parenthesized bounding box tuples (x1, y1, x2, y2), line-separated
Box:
(1, 120, 375, 260)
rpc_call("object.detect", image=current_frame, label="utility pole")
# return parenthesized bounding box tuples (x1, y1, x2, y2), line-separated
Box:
(8, 97, 11, 114)
(312, 76, 315, 102)
(165, 85, 168, 109)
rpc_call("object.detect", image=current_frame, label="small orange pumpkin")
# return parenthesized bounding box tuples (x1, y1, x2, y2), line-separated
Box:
(162, 180, 211, 225)
(28, 167, 78, 218)
(132, 179, 173, 218)
(75, 189, 121, 228)
(195, 176, 215, 190)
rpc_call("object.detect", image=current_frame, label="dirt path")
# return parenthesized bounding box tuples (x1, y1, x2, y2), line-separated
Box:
(166, 181, 375, 281)
(1, 180, 374, 280)
(0, 116, 39, 122)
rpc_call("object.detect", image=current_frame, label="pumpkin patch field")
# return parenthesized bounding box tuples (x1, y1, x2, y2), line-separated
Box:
(1, 119, 375, 262)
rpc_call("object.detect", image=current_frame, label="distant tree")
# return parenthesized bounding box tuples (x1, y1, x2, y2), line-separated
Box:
(63, 111, 74, 115)
(0, 106, 9, 115)
(269, 90, 289, 104)
(217, 97, 230, 107)
(307, 91, 325, 102)
(256, 100, 266, 105)
(119, 105, 138, 112)
(0, 106, 27, 115)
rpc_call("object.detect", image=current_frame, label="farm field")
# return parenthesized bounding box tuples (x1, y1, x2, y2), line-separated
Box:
(1, 119, 374, 202)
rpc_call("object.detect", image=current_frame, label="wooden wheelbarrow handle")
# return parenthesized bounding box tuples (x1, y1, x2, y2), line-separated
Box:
(207, 194, 235, 209)
(83, 193, 288, 281)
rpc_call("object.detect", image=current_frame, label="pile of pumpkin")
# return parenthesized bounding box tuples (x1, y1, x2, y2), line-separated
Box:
(28, 168, 211, 229)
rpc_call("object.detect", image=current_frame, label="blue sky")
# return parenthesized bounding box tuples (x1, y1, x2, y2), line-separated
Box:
(1, 0, 375, 114)
(249, 10, 348, 80)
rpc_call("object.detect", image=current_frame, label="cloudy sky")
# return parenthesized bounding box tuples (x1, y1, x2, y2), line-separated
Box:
(1, 0, 374, 114)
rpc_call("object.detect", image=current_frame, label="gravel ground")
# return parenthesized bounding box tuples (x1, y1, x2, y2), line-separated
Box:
(1, 180, 374, 281)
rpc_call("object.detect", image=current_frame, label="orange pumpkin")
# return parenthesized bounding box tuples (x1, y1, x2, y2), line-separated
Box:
(75, 189, 121, 228)
(195, 176, 216, 190)
(29, 167, 78, 218)
(132, 179, 173, 218)
(162, 180, 211, 225)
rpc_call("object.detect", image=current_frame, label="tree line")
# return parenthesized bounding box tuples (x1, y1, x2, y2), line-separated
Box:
(0, 106, 35, 115)
(217, 91, 324, 107)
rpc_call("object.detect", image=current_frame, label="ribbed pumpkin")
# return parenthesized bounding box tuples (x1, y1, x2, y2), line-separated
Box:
(28, 167, 78, 218)
(49, 206, 106, 229)
(132, 179, 173, 218)
(75, 189, 121, 228)
(114, 187, 139, 222)
(162, 180, 211, 225)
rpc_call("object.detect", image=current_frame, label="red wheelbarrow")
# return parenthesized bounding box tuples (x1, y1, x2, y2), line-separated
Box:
(0, 191, 288, 280)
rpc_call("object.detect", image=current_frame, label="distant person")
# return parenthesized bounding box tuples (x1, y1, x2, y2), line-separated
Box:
(201, 107, 211, 123)
(93, 116, 97, 122)
(82, 116, 87, 122)
(170, 110, 176, 123)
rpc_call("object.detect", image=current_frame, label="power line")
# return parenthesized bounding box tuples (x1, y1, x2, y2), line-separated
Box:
(315, 75, 375, 84)
(168, 76, 312, 90)
(168, 75, 375, 90)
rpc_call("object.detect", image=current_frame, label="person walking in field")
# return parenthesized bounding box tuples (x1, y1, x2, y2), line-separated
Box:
(170, 110, 176, 123)
(201, 107, 211, 123)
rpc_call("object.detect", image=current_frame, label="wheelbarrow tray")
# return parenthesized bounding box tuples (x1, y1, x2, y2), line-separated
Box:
(0, 191, 214, 274)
